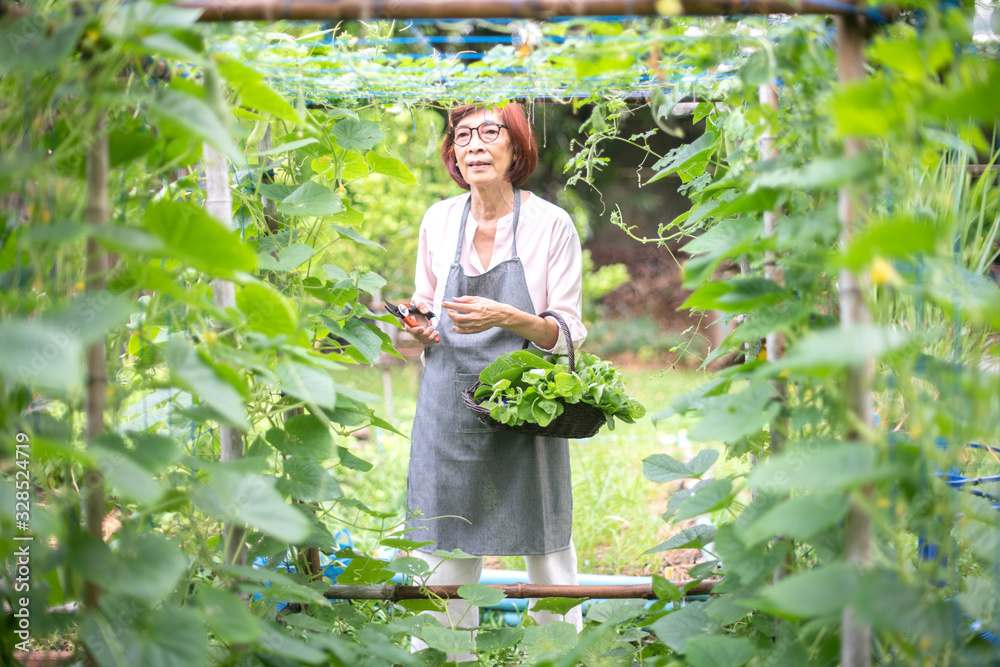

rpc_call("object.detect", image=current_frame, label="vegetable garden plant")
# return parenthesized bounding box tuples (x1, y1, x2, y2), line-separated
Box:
(1, 2, 999, 667)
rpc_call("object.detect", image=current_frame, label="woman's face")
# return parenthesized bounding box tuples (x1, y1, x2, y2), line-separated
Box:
(453, 109, 514, 190)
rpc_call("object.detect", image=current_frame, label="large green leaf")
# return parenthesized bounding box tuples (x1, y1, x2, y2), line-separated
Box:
(0, 18, 87, 75)
(682, 278, 785, 312)
(196, 586, 263, 643)
(148, 88, 243, 162)
(645, 525, 717, 554)
(217, 56, 300, 123)
(647, 131, 717, 185)
(236, 282, 299, 339)
(650, 603, 719, 653)
(747, 440, 885, 492)
(89, 533, 188, 605)
(643, 449, 719, 483)
(84, 604, 209, 667)
(751, 155, 872, 191)
(685, 636, 756, 667)
(767, 324, 909, 374)
(419, 626, 476, 656)
(91, 438, 163, 505)
(0, 319, 82, 391)
(529, 597, 588, 615)
(257, 243, 315, 271)
(366, 152, 417, 184)
(276, 456, 328, 502)
(457, 583, 507, 608)
(841, 217, 941, 271)
(275, 360, 337, 409)
(753, 562, 859, 619)
(192, 469, 311, 542)
(671, 478, 735, 522)
(278, 181, 344, 218)
(166, 339, 248, 429)
(144, 199, 257, 275)
(333, 118, 386, 152)
(689, 381, 780, 443)
(476, 627, 524, 653)
(325, 317, 383, 364)
(267, 413, 334, 459)
(520, 622, 579, 660)
(740, 493, 850, 546)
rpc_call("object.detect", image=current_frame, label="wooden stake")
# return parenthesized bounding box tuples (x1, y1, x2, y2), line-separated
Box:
(179, 0, 891, 20)
(324, 580, 716, 601)
(836, 13, 873, 667)
(204, 142, 247, 566)
(83, 113, 109, 667)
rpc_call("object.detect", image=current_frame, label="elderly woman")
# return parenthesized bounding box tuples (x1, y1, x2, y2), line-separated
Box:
(403, 103, 587, 647)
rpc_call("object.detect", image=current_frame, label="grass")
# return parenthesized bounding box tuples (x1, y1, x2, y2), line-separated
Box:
(332, 360, 720, 576)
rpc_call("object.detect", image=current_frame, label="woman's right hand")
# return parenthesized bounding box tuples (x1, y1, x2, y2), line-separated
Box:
(405, 298, 440, 345)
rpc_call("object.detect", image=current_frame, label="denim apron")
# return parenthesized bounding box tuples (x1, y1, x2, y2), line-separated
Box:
(407, 190, 573, 556)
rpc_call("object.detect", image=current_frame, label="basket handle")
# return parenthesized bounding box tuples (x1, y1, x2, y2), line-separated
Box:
(521, 310, 575, 371)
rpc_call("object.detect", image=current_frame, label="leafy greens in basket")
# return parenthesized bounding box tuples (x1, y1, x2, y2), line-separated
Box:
(473, 349, 646, 430)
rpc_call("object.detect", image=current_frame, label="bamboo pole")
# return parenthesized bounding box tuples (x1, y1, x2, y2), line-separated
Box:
(83, 114, 109, 667)
(204, 142, 247, 566)
(836, 13, 873, 667)
(324, 580, 716, 601)
(179, 0, 894, 20)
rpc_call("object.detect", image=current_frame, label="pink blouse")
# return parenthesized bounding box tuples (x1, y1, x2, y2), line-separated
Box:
(412, 192, 587, 354)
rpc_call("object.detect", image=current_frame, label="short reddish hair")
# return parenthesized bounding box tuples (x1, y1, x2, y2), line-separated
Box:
(441, 104, 538, 189)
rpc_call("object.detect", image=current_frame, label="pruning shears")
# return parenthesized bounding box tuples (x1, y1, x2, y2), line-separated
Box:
(384, 302, 438, 328)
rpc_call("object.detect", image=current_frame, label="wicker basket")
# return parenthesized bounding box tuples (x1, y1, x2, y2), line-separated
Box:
(461, 310, 607, 439)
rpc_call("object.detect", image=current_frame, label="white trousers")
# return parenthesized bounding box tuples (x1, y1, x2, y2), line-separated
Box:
(409, 539, 583, 660)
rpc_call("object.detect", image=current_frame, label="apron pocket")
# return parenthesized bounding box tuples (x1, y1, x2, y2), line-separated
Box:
(454, 373, 493, 434)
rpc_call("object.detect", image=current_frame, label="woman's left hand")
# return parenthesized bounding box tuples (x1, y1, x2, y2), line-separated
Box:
(442, 295, 511, 334)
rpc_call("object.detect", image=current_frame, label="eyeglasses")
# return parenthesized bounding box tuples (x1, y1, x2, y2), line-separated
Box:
(449, 122, 507, 147)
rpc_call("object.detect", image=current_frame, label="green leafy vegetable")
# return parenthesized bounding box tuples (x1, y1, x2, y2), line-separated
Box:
(472, 350, 645, 431)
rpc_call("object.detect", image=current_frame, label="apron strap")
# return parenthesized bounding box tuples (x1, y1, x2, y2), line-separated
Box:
(452, 188, 522, 265)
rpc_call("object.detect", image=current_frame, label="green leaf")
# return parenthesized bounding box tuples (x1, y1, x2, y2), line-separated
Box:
(334, 555, 394, 585)
(333, 118, 385, 152)
(379, 537, 436, 551)
(751, 155, 872, 191)
(672, 478, 734, 522)
(841, 217, 941, 271)
(0, 18, 87, 75)
(652, 574, 682, 602)
(747, 440, 881, 492)
(196, 586, 263, 643)
(355, 271, 387, 295)
(457, 583, 507, 608)
(643, 449, 719, 483)
(383, 557, 431, 578)
(325, 317, 382, 364)
(333, 224, 384, 248)
(754, 562, 859, 619)
(585, 599, 647, 624)
(278, 181, 344, 218)
(86, 604, 209, 667)
(741, 493, 850, 546)
(645, 525, 717, 554)
(419, 626, 476, 656)
(768, 325, 909, 374)
(276, 456, 327, 501)
(682, 278, 785, 312)
(237, 282, 299, 339)
(741, 48, 773, 87)
(255, 622, 328, 664)
(337, 446, 372, 472)
(529, 597, 588, 615)
(257, 243, 315, 271)
(166, 339, 248, 429)
(144, 199, 257, 275)
(275, 361, 336, 409)
(91, 441, 164, 505)
(268, 413, 334, 459)
(94, 533, 188, 605)
(192, 469, 311, 543)
(366, 152, 418, 184)
(476, 627, 524, 653)
(689, 382, 781, 443)
(0, 319, 83, 391)
(520, 622, 579, 659)
(647, 131, 717, 185)
(685, 636, 756, 667)
(245, 138, 319, 157)
(650, 603, 719, 653)
(148, 88, 243, 162)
